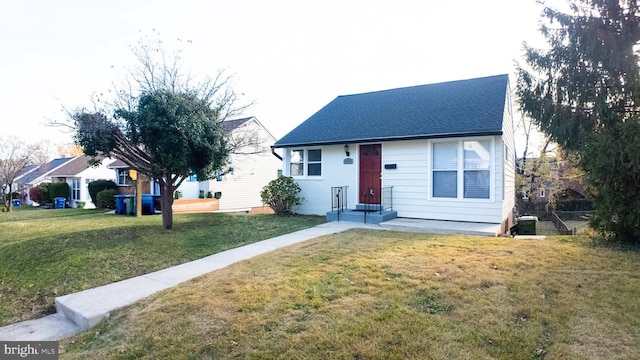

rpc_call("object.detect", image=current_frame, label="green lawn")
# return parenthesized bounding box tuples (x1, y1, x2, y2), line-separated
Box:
(60, 230, 640, 359)
(0, 207, 325, 326)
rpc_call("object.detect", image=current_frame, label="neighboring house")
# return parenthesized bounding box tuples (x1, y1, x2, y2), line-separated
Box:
(516, 156, 588, 215)
(111, 116, 281, 212)
(48, 155, 117, 208)
(15, 158, 74, 205)
(272, 74, 516, 235)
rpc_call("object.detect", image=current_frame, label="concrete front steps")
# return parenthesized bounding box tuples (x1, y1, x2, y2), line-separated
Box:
(326, 204, 397, 224)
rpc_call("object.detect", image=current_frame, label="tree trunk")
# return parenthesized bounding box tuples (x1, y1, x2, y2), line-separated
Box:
(7, 183, 14, 212)
(159, 176, 175, 229)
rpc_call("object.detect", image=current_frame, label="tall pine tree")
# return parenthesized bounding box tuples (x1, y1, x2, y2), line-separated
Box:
(517, 0, 640, 242)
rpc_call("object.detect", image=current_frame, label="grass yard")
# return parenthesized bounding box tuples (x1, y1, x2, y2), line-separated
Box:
(60, 229, 640, 359)
(0, 207, 325, 327)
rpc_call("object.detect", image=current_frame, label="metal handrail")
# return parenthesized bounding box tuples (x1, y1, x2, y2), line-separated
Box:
(331, 186, 348, 221)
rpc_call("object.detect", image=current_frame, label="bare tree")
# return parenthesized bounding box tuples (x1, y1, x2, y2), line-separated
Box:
(0, 137, 48, 211)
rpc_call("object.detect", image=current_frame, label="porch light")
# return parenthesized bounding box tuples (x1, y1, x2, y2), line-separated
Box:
(344, 144, 350, 157)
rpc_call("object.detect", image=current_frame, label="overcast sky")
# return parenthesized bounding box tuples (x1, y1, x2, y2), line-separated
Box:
(0, 0, 551, 156)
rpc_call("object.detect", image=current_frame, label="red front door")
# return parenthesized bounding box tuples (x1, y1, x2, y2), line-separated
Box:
(359, 144, 382, 204)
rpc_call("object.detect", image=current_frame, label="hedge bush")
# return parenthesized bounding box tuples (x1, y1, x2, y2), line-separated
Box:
(96, 189, 117, 209)
(260, 176, 302, 215)
(49, 182, 70, 201)
(88, 180, 118, 205)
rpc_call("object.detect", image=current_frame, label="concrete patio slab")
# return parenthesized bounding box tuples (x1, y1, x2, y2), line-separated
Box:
(380, 218, 502, 236)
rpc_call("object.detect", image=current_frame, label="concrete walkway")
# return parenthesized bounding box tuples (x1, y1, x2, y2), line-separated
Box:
(0, 221, 379, 341)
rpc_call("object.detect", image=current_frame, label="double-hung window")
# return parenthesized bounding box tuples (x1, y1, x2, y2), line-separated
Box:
(116, 169, 129, 186)
(71, 178, 81, 200)
(290, 149, 322, 177)
(432, 139, 492, 199)
(463, 140, 491, 199)
(432, 142, 458, 198)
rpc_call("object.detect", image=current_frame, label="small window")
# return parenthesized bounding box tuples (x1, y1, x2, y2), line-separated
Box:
(188, 173, 198, 182)
(290, 150, 304, 176)
(307, 149, 322, 176)
(116, 169, 129, 186)
(289, 149, 322, 177)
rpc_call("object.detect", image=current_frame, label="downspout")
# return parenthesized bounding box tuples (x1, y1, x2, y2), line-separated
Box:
(270, 146, 283, 161)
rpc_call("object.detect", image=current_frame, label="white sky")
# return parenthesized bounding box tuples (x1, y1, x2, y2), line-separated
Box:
(0, 0, 551, 157)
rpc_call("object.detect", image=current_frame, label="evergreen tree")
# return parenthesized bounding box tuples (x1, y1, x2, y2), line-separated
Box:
(516, 0, 640, 242)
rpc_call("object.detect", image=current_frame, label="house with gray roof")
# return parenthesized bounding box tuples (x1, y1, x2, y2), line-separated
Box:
(48, 155, 117, 208)
(15, 157, 74, 205)
(272, 74, 516, 235)
(15, 156, 116, 208)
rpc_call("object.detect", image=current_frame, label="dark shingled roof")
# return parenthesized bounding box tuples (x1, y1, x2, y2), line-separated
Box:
(17, 158, 74, 184)
(48, 155, 98, 177)
(221, 117, 253, 133)
(274, 74, 509, 148)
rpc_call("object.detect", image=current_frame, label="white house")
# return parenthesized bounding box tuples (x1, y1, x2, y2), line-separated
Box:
(48, 155, 117, 208)
(109, 117, 281, 212)
(14, 156, 116, 208)
(195, 116, 281, 212)
(272, 74, 516, 235)
(15, 157, 74, 206)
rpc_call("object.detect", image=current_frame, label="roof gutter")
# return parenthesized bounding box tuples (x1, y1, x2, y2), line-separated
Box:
(272, 130, 503, 149)
(270, 146, 283, 161)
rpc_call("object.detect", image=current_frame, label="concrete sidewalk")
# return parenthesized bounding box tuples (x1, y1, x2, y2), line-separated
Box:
(0, 221, 378, 341)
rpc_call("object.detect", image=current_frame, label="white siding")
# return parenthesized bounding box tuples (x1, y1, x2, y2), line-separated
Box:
(501, 87, 516, 222)
(203, 120, 281, 211)
(292, 137, 507, 224)
(285, 144, 359, 215)
(73, 159, 118, 208)
(384, 138, 503, 223)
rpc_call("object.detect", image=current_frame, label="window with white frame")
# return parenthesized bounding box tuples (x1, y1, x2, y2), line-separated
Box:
(432, 142, 458, 198)
(432, 139, 492, 199)
(116, 169, 129, 186)
(289, 149, 322, 177)
(463, 140, 491, 199)
(72, 178, 81, 200)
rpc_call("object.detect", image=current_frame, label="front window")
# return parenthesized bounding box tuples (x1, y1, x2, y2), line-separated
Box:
(116, 169, 129, 186)
(432, 139, 492, 200)
(290, 149, 322, 177)
(290, 150, 304, 176)
(432, 142, 458, 198)
(72, 178, 81, 200)
(463, 140, 491, 199)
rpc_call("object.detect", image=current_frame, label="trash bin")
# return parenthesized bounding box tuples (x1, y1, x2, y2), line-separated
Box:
(142, 194, 155, 215)
(54, 197, 66, 209)
(517, 216, 538, 235)
(124, 196, 135, 215)
(114, 195, 126, 214)
(12, 199, 21, 207)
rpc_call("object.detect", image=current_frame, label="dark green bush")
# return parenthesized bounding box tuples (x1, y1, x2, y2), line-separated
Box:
(96, 189, 117, 209)
(260, 176, 302, 215)
(88, 180, 118, 205)
(49, 182, 71, 201)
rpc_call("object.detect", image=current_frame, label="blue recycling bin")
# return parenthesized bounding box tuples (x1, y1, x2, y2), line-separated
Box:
(141, 194, 157, 215)
(12, 199, 21, 207)
(54, 197, 66, 209)
(114, 195, 126, 214)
